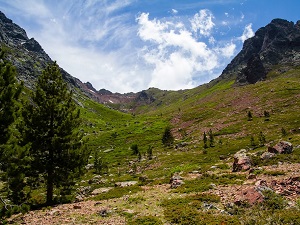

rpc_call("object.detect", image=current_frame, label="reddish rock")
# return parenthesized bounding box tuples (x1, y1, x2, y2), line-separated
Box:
(232, 149, 252, 172)
(234, 187, 264, 205)
(268, 141, 293, 154)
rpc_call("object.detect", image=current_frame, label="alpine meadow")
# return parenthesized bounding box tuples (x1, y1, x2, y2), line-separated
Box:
(0, 8, 300, 225)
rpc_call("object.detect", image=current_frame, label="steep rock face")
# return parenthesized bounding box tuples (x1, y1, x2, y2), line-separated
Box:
(220, 19, 300, 85)
(236, 54, 266, 84)
(0, 11, 82, 90)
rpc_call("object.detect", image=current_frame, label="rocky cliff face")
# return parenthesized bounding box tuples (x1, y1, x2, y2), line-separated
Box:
(220, 19, 300, 85)
(0, 11, 84, 90)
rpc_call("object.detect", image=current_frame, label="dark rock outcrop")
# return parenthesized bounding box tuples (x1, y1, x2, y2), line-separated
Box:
(0, 11, 82, 90)
(220, 19, 300, 85)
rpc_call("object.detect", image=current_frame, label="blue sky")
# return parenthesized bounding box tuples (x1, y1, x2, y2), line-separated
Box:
(0, 0, 299, 93)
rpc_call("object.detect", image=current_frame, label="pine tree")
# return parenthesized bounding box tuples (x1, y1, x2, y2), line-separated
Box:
(162, 127, 174, 147)
(258, 131, 266, 146)
(147, 145, 153, 160)
(247, 111, 253, 121)
(0, 48, 23, 147)
(131, 144, 139, 155)
(0, 48, 26, 205)
(20, 62, 89, 205)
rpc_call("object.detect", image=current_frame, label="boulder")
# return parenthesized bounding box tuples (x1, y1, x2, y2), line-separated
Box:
(115, 181, 138, 187)
(170, 173, 184, 189)
(268, 141, 293, 154)
(91, 187, 113, 195)
(232, 149, 252, 172)
(260, 152, 275, 160)
(234, 187, 264, 205)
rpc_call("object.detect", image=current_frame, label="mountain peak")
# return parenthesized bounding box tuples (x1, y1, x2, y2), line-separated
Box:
(220, 18, 300, 85)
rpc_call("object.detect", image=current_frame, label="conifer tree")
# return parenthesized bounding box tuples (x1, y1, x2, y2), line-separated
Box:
(20, 62, 88, 205)
(0, 48, 26, 205)
(162, 127, 174, 147)
(147, 145, 153, 160)
(0, 48, 23, 148)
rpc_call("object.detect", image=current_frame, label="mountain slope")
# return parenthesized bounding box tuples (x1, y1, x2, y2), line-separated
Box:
(2, 12, 300, 224)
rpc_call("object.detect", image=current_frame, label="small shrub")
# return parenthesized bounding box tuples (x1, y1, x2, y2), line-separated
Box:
(131, 144, 139, 155)
(127, 216, 163, 225)
(91, 186, 142, 201)
(162, 127, 174, 147)
(247, 111, 253, 121)
(260, 190, 287, 211)
(264, 110, 270, 121)
(127, 196, 145, 204)
(190, 193, 220, 203)
(281, 127, 287, 137)
(263, 170, 285, 176)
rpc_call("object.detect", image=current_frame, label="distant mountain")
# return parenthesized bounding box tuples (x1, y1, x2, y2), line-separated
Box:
(220, 19, 300, 85)
(0, 11, 155, 110)
(1, 11, 300, 113)
(0, 11, 83, 90)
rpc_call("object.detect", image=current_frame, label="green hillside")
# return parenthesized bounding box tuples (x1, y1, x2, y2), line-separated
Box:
(44, 65, 299, 224)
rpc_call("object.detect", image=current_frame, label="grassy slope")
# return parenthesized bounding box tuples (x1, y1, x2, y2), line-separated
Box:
(9, 66, 299, 224)
(76, 66, 300, 224)
(81, 65, 300, 179)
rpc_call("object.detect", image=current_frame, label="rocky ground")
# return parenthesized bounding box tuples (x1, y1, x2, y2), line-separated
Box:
(8, 159, 300, 225)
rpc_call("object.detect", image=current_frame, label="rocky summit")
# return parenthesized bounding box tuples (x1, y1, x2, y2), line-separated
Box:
(0, 11, 96, 97)
(220, 19, 300, 85)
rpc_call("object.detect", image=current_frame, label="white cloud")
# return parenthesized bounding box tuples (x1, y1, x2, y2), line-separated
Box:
(171, 9, 178, 15)
(0, 1, 245, 93)
(239, 23, 254, 42)
(190, 9, 215, 36)
(136, 11, 236, 90)
(218, 43, 236, 58)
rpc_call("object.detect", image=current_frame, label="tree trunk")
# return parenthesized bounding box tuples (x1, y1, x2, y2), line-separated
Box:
(46, 168, 54, 205)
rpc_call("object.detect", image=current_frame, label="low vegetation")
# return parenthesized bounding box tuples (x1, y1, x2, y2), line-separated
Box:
(1, 45, 300, 224)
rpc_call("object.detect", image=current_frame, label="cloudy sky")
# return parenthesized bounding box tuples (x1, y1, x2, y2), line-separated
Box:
(0, 0, 299, 93)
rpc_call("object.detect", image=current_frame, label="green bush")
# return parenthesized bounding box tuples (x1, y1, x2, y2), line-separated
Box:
(127, 216, 163, 225)
(91, 186, 142, 201)
(260, 190, 287, 211)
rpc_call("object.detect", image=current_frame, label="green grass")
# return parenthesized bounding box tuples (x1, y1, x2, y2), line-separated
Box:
(160, 195, 240, 225)
(174, 173, 245, 194)
(91, 185, 142, 201)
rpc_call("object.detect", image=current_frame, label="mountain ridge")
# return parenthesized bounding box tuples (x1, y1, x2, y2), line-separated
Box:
(219, 18, 300, 84)
(1, 11, 299, 113)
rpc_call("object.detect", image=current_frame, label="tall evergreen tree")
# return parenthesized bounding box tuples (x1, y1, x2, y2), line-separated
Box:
(20, 62, 88, 205)
(162, 127, 174, 147)
(208, 129, 215, 147)
(0, 48, 23, 148)
(0, 48, 26, 205)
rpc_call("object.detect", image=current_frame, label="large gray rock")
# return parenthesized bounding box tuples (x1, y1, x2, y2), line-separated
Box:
(115, 181, 138, 187)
